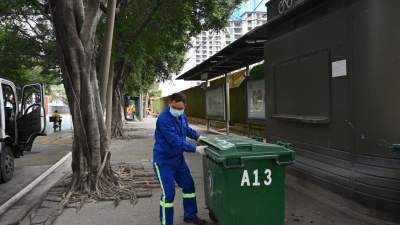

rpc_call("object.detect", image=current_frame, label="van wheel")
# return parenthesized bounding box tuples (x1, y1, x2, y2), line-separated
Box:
(25, 140, 33, 152)
(0, 146, 14, 183)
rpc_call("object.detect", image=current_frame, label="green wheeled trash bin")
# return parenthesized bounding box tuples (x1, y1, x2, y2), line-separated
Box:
(200, 135, 294, 225)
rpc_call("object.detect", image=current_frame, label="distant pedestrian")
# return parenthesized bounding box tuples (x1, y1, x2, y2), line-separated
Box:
(153, 92, 207, 225)
(51, 110, 62, 131)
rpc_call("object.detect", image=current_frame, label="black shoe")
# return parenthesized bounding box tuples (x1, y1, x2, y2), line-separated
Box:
(184, 216, 207, 225)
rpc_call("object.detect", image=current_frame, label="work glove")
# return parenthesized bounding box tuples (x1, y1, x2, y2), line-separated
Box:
(197, 135, 204, 142)
(196, 146, 207, 155)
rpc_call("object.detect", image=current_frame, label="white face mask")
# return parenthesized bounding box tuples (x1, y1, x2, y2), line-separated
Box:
(169, 107, 184, 118)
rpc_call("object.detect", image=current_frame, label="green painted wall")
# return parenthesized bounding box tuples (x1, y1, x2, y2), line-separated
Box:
(229, 83, 247, 124)
(182, 86, 206, 118)
(153, 97, 169, 114)
(154, 63, 265, 124)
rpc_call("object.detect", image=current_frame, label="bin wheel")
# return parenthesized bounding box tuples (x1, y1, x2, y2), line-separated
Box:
(209, 210, 218, 223)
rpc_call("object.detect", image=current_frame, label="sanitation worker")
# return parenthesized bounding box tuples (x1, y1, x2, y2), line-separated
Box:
(153, 92, 207, 225)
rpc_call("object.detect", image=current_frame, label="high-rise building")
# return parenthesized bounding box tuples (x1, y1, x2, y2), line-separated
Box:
(192, 11, 268, 65)
(159, 5, 268, 97)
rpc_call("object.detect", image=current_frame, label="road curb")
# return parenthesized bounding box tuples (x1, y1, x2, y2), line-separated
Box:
(0, 152, 72, 216)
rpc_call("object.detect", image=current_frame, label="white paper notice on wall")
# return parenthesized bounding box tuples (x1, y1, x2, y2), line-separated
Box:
(332, 60, 347, 77)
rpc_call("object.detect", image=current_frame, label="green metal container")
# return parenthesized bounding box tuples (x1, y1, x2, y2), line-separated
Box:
(200, 135, 294, 225)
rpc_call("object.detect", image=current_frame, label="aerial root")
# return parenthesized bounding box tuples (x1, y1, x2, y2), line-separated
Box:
(60, 160, 159, 212)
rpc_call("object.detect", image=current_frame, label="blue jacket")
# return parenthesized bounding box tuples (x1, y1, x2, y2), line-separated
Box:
(153, 107, 200, 166)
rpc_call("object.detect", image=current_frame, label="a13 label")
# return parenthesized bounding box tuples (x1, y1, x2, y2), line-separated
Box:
(240, 169, 272, 187)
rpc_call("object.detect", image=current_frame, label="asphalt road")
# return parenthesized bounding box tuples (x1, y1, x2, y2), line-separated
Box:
(0, 130, 72, 207)
(46, 113, 73, 134)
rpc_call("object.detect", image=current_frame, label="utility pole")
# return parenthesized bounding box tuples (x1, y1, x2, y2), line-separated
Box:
(99, 0, 117, 109)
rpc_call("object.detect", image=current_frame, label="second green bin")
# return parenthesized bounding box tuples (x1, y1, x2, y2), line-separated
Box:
(200, 135, 294, 225)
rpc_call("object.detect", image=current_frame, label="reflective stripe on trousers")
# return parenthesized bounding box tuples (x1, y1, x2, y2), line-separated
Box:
(182, 193, 196, 198)
(153, 162, 198, 225)
(154, 163, 171, 225)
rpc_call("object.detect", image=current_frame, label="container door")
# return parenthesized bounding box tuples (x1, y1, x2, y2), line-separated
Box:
(1, 83, 18, 139)
(17, 83, 46, 150)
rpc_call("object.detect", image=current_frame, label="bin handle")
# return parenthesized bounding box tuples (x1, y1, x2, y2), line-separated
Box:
(207, 149, 295, 168)
(206, 149, 239, 168)
(205, 148, 221, 161)
(222, 160, 245, 169)
(240, 155, 279, 161)
(275, 159, 295, 166)
(241, 155, 295, 166)
(206, 148, 246, 168)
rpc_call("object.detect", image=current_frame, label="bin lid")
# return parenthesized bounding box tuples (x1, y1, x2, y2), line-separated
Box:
(200, 135, 294, 166)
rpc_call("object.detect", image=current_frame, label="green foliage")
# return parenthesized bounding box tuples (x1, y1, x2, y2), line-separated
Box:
(111, 0, 244, 95)
(47, 84, 68, 104)
(150, 88, 162, 97)
(0, 0, 244, 94)
(188, 0, 245, 34)
(0, 0, 60, 87)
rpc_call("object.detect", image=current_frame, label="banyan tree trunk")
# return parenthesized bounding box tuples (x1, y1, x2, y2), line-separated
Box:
(144, 92, 149, 118)
(111, 60, 128, 138)
(49, 0, 116, 193)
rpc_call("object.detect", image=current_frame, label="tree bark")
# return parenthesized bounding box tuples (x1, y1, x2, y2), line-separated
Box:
(106, 61, 114, 139)
(111, 60, 128, 138)
(144, 91, 149, 118)
(49, 0, 115, 193)
(111, 86, 124, 138)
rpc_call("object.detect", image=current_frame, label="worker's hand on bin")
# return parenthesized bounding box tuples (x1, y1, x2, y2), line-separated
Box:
(197, 135, 204, 142)
(196, 146, 207, 155)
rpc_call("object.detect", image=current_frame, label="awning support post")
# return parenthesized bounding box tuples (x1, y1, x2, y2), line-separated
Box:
(225, 73, 230, 136)
(138, 93, 143, 121)
(204, 78, 210, 132)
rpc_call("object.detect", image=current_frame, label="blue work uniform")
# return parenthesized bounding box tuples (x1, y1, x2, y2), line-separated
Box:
(153, 107, 200, 225)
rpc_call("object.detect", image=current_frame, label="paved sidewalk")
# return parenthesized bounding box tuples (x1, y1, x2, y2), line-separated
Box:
(54, 118, 210, 225)
(53, 118, 395, 225)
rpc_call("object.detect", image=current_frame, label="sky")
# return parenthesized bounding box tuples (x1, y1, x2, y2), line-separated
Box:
(231, 0, 268, 20)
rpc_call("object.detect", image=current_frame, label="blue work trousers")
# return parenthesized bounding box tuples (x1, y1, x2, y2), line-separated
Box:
(154, 162, 198, 225)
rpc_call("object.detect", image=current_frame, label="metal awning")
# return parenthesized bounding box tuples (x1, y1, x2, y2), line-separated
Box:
(177, 0, 321, 81)
(176, 25, 268, 81)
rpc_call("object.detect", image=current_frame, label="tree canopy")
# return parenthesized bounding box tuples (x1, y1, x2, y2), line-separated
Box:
(111, 0, 244, 95)
(0, 0, 244, 91)
(103, 0, 244, 137)
(0, 0, 60, 86)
